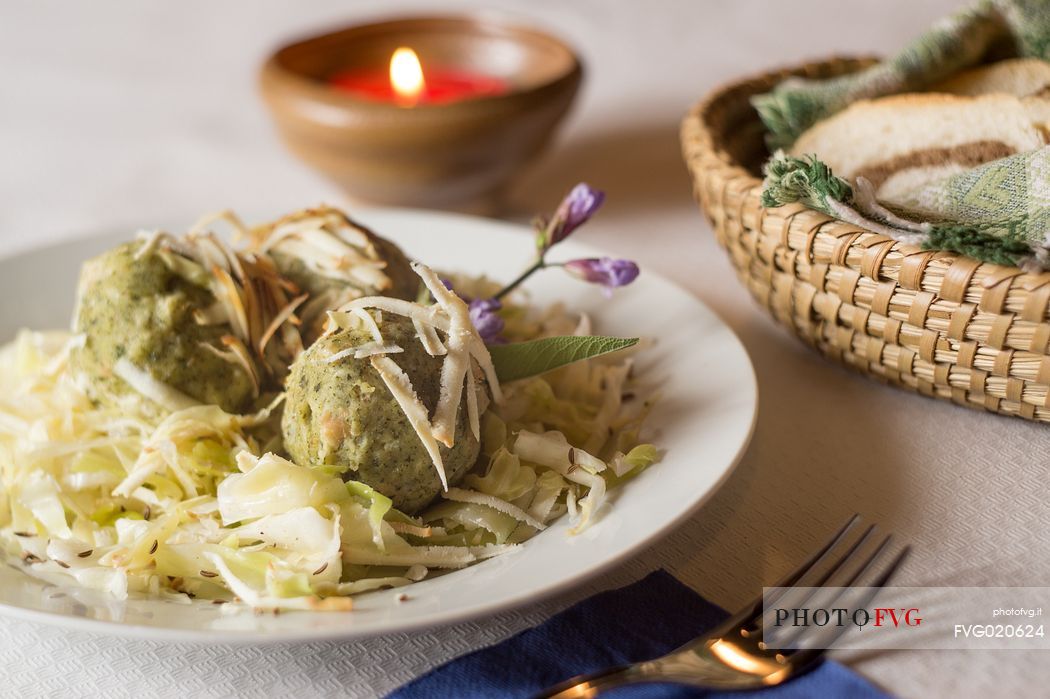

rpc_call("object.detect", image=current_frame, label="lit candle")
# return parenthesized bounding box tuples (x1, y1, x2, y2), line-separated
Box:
(329, 47, 509, 105)
(390, 47, 425, 106)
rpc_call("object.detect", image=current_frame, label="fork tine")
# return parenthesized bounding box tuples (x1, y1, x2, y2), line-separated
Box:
(757, 527, 884, 643)
(801, 525, 877, 588)
(871, 544, 909, 586)
(785, 544, 911, 660)
(773, 514, 861, 590)
(711, 515, 860, 634)
(836, 534, 893, 588)
(760, 524, 879, 628)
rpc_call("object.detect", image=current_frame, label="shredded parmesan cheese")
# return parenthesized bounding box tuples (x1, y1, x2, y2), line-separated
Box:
(464, 364, 481, 442)
(223, 336, 261, 398)
(414, 318, 446, 356)
(258, 293, 308, 355)
(369, 356, 448, 489)
(135, 220, 307, 385)
(246, 209, 397, 319)
(325, 342, 403, 363)
(353, 308, 385, 343)
(413, 263, 475, 447)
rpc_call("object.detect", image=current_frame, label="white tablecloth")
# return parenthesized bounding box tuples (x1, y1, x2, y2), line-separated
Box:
(3, 1, 1049, 696)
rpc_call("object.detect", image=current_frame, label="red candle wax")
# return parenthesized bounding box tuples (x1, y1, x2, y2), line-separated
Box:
(329, 67, 509, 105)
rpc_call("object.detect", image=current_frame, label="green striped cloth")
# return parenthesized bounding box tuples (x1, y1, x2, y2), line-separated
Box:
(756, 0, 1050, 269)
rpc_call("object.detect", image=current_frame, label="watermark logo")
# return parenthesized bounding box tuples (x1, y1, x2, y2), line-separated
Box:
(772, 606, 922, 629)
(762, 587, 1049, 650)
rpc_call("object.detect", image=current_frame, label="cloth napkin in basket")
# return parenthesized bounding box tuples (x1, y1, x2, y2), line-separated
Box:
(754, 0, 1050, 149)
(387, 570, 889, 699)
(754, 0, 1050, 270)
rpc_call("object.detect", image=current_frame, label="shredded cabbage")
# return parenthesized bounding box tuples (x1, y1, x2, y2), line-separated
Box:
(345, 481, 393, 550)
(0, 278, 658, 611)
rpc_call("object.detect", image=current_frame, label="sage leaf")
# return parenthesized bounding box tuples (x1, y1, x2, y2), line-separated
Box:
(488, 335, 639, 383)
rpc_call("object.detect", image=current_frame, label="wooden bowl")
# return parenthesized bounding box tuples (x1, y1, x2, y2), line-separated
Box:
(259, 16, 583, 208)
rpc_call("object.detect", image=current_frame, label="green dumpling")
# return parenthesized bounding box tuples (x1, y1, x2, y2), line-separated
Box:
(282, 313, 480, 513)
(70, 242, 259, 415)
(253, 207, 418, 345)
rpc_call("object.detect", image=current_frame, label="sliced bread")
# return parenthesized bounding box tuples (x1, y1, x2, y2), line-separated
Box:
(789, 93, 1049, 206)
(928, 58, 1050, 97)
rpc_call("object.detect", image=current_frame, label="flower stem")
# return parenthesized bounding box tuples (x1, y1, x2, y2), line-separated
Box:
(494, 258, 545, 300)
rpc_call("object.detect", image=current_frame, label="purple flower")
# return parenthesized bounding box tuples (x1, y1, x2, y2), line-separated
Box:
(541, 183, 606, 249)
(563, 257, 640, 293)
(469, 298, 505, 343)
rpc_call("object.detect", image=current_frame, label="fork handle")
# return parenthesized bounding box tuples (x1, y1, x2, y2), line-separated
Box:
(532, 664, 651, 698)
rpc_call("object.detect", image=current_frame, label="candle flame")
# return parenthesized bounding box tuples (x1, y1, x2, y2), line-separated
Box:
(390, 47, 425, 104)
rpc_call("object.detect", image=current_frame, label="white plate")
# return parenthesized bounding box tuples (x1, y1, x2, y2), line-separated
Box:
(0, 209, 756, 642)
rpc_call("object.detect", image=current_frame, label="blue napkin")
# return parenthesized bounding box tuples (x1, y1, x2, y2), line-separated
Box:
(388, 570, 890, 698)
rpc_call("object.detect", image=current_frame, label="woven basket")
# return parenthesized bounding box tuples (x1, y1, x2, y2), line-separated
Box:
(681, 57, 1050, 423)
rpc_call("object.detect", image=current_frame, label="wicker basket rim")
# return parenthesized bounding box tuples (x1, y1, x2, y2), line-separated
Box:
(680, 55, 1050, 284)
